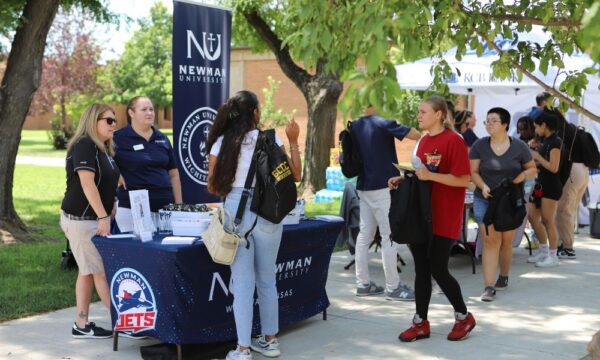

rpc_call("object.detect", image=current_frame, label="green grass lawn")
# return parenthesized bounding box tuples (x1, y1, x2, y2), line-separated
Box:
(18, 130, 66, 158)
(18, 129, 174, 158)
(0, 161, 341, 322)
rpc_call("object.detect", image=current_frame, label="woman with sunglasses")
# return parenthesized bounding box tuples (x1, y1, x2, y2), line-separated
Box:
(113, 96, 182, 232)
(60, 103, 120, 339)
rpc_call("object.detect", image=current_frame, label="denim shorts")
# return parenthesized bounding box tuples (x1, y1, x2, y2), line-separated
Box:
(473, 195, 489, 224)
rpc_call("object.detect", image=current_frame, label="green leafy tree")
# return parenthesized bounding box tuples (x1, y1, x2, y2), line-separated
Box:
(0, 0, 113, 237)
(107, 2, 172, 108)
(232, 1, 405, 193)
(260, 76, 296, 128)
(337, 0, 600, 121)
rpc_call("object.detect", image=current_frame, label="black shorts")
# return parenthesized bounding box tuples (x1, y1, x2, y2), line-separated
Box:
(539, 177, 563, 201)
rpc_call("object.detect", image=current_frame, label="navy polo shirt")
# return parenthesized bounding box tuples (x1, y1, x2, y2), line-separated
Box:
(351, 115, 410, 191)
(113, 125, 177, 212)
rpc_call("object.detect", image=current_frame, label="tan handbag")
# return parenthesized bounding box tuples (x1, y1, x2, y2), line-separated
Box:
(201, 207, 242, 265)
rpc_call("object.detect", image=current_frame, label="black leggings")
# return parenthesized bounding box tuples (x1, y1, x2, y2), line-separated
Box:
(409, 236, 467, 320)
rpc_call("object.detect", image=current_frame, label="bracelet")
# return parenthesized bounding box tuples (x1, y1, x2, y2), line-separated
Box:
(98, 215, 110, 220)
(289, 145, 300, 152)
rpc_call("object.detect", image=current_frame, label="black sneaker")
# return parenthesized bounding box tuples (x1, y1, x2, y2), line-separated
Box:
(481, 286, 496, 302)
(494, 275, 508, 291)
(72, 322, 112, 339)
(558, 248, 576, 259)
(119, 331, 149, 340)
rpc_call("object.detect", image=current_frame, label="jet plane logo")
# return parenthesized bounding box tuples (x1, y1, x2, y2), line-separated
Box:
(110, 268, 157, 333)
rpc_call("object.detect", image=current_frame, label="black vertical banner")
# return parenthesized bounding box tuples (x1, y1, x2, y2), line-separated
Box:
(173, 0, 231, 204)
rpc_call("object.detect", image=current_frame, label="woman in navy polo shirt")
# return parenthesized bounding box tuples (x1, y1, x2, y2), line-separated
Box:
(60, 103, 120, 339)
(113, 96, 182, 231)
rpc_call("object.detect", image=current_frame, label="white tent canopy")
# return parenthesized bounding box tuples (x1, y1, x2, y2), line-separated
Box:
(395, 28, 600, 139)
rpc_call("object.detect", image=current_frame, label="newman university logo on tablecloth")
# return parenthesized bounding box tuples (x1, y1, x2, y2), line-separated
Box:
(110, 268, 157, 333)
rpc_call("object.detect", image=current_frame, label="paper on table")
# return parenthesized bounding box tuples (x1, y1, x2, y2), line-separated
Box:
(161, 236, 199, 245)
(106, 234, 137, 239)
(313, 215, 344, 222)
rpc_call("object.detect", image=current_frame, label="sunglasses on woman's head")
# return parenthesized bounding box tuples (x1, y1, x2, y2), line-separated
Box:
(99, 117, 117, 125)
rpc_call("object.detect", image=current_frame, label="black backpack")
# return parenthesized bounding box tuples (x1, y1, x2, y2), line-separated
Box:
(250, 129, 297, 224)
(572, 126, 600, 168)
(339, 121, 362, 178)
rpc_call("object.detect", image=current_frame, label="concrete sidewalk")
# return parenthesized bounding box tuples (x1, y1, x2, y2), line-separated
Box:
(15, 156, 64, 167)
(2, 230, 599, 359)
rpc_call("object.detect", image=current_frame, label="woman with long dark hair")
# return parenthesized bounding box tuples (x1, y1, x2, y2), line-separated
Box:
(206, 90, 301, 360)
(388, 96, 476, 342)
(526, 112, 562, 268)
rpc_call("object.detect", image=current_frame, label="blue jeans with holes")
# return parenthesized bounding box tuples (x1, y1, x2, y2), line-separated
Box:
(224, 187, 283, 347)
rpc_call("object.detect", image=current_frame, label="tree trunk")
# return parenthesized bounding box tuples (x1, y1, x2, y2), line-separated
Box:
(301, 75, 343, 194)
(0, 0, 60, 235)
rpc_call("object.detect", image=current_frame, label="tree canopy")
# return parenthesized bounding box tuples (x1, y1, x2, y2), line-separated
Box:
(286, 0, 600, 120)
(106, 2, 172, 108)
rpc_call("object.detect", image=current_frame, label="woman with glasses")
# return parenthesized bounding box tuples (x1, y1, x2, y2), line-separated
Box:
(113, 96, 182, 232)
(454, 110, 479, 147)
(526, 112, 563, 268)
(60, 103, 120, 339)
(470, 108, 536, 302)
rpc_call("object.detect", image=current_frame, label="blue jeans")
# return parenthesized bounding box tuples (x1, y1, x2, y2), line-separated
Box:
(224, 188, 283, 347)
(473, 195, 489, 224)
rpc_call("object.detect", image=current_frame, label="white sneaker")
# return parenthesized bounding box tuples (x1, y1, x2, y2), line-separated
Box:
(250, 335, 280, 358)
(527, 251, 547, 263)
(536, 255, 560, 268)
(226, 346, 253, 360)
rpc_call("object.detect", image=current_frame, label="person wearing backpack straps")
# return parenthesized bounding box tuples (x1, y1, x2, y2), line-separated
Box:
(206, 91, 301, 360)
(554, 110, 591, 260)
(350, 105, 421, 300)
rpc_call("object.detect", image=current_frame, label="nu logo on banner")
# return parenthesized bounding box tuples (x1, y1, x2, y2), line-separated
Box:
(187, 30, 221, 60)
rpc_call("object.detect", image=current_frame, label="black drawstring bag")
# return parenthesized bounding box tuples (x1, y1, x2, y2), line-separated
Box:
(61, 238, 78, 270)
(250, 129, 297, 224)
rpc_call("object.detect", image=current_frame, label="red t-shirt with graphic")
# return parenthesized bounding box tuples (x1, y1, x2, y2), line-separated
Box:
(417, 129, 470, 240)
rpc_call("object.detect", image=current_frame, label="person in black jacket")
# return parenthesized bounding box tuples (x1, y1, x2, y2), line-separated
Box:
(470, 108, 536, 302)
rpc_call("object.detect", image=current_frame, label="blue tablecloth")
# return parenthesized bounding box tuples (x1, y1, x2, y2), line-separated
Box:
(92, 219, 343, 344)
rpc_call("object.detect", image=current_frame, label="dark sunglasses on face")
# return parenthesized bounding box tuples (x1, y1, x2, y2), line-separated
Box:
(99, 117, 117, 125)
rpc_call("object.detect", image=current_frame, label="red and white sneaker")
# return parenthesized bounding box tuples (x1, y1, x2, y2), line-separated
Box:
(447, 312, 476, 341)
(398, 318, 430, 342)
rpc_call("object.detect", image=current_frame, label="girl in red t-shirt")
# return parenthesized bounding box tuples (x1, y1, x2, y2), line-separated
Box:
(388, 96, 476, 342)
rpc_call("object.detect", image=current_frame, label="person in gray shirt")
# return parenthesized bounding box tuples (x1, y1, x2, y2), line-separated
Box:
(469, 107, 537, 302)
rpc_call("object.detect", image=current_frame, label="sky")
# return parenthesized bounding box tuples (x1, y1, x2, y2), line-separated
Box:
(98, 0, 174, 61)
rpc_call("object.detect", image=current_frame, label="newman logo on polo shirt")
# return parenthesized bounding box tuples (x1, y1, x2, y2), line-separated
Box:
(110, 268, 157, 333)
(178, 107, 215, 185)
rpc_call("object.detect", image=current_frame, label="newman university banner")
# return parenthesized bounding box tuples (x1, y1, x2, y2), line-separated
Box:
(173, 0, 231, 203)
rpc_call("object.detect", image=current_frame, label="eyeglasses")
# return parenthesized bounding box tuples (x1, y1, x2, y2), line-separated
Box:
(484, 119, 501, 126)
(99, 117, 117, 125)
